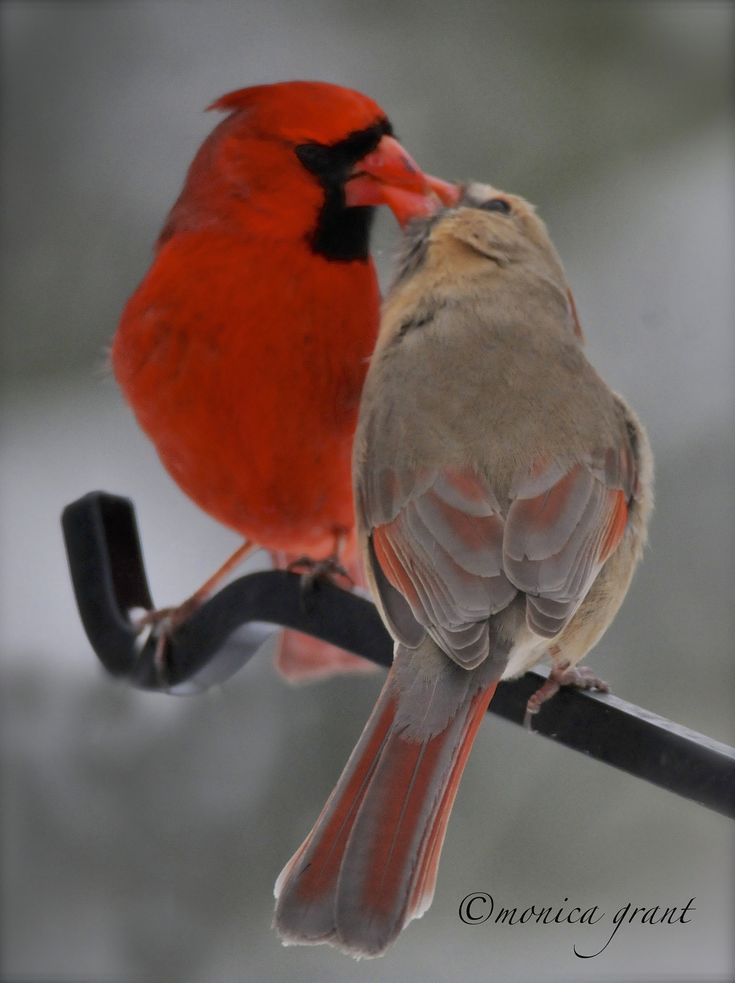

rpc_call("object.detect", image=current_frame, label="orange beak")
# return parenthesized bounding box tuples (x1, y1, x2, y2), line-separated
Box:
(345, 135, 459, 227)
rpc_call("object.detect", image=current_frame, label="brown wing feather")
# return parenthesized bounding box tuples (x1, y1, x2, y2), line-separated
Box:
(362, 439, 635, 660)
(504, 450, 633, 637)
(368, 469, 516, 668)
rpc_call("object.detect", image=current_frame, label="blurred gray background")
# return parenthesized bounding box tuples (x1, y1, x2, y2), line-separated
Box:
(1, 2, 733, 981)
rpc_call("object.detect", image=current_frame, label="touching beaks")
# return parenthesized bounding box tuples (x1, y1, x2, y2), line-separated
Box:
(345, 135, 459, 228)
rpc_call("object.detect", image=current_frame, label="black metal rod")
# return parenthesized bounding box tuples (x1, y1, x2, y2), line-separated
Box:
(489, 669, 735, 820)
(62, 492, 735, 821)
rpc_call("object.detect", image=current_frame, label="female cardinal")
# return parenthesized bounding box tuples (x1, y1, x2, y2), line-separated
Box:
(274, 183, 653, 955)
(111, 81, 456, 678)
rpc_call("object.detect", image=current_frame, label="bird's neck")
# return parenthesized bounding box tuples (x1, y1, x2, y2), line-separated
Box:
(308, 198, 375, 262)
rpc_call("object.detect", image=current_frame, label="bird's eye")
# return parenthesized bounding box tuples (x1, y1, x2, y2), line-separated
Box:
(480, 198, 511, 215)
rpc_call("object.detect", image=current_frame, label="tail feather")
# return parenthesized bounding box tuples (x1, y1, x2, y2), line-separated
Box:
(407, 681, 492, 921)
(275, 629, 379, 683)
(274, 640, 500, 957)
(274, 691, 397, 944)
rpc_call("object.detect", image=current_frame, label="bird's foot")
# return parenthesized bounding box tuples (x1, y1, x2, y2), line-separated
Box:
(135, 594, 201, 633)
(524, 662, 610, 728)
(132, 539, 257, 687)
(287, 554, 354, 611)
(134, 595, 203, 687)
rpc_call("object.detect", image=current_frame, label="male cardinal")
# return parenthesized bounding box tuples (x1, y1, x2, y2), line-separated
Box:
(111, 80, 455, 678)
(274, 183, 654, 956)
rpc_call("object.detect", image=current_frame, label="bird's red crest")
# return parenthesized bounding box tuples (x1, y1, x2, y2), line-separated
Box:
(206, 80, 388, 145)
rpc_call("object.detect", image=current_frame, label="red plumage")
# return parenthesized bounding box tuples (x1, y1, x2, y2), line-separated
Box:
(112, 81, 455, 678)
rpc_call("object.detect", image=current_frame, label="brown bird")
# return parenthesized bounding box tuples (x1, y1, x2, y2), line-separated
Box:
(274, 182, 654, 957)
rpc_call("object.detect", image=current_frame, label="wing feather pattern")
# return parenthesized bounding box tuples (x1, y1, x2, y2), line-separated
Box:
(504, 449, 633, 637)
(366, 469, 516, 668)
(360, 441, 635, 658)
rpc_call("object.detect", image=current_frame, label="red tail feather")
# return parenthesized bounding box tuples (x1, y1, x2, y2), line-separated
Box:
(408, 682, 494, 920)
(274, 642, 499, 957)
(275, 629, 378, 682)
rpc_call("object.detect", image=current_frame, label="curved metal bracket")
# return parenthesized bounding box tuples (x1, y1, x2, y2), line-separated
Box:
(61, 492, 392, 690)
(62, 492, 735, 819)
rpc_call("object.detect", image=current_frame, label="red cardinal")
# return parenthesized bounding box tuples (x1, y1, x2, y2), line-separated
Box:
(111, 81, 456, 678)
(274, 183, 653, 955)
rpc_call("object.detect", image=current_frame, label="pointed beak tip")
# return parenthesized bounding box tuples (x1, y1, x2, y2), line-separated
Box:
(426, 176, 461, 207)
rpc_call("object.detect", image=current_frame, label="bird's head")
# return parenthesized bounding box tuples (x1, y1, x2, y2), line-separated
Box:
(411, 182, 563, 271)
(160, 81, 457, 261)
(395, 183, 564, 283)
(388, 181, 584, 340)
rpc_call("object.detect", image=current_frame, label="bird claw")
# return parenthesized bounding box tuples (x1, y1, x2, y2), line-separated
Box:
(288, 554, 353, 590)
(286, 555, 354, 615)
(134, 595, 200, 633)
(133, 596, 203, 688)
(524, 663, 610, 729)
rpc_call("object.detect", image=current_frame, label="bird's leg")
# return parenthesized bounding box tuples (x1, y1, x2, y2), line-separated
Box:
(524, 659, 610, 728)
(136, 539, 257, 630)
(134, 539, 257, 684)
